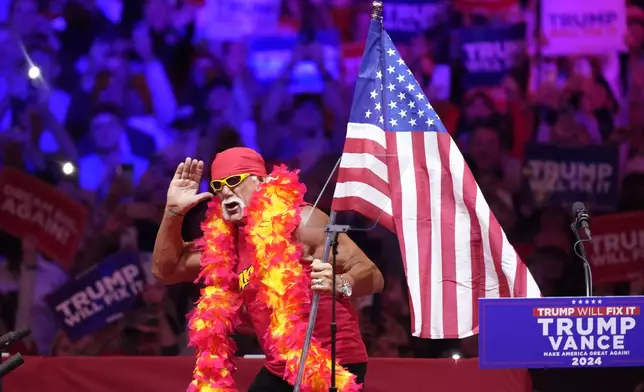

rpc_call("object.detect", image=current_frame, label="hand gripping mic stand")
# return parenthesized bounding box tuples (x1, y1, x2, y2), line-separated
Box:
(293, 211, 350, 392)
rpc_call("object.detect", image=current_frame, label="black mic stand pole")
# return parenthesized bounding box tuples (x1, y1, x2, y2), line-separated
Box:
(293, 211, 350, 392)
(0, 349, 3, 392)
(329, 231, 340, 392)
(571, 222, 593, 297)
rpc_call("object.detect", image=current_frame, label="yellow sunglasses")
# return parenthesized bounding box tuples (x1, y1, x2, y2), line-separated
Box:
(210, 173, 251, 192)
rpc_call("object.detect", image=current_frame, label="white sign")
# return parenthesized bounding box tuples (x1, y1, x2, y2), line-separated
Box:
(540, 0, 626, 56)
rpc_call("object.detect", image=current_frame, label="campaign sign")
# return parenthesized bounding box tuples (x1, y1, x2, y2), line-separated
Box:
(524, 143, 620, 211)
(46, 252, 145, 341)
(479, 297, 644, 369)
(341, 42, 365, 85)
(459, 23, 525, 89)
(247, 29, 340, 92)
(383, 0, 450, 43)
(588, 211, 644, 284)
(540, 0, 626, 56)
(0, 168, 88, 268)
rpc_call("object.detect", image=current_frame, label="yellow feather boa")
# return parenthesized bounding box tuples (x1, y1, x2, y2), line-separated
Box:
(187, 165, 360, 392)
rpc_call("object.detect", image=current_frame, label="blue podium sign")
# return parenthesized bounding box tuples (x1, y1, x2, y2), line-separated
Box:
(479, 296, 644, 369)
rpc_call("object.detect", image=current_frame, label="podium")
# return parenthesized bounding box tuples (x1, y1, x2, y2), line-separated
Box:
(478, 296, 644, 369)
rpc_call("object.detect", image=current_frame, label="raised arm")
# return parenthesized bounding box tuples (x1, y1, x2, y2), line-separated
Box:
(152, 158, 212, 285)
(298, 206, 384, 297)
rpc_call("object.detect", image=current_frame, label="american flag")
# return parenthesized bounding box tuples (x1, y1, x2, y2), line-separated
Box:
(331, 19, 541, 339)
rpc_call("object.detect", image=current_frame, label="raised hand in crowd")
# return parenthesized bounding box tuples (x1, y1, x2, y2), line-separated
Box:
(166, 158, 212, 215)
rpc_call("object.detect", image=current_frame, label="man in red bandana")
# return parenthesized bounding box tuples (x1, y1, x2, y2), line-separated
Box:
(152, 147, 384, 391)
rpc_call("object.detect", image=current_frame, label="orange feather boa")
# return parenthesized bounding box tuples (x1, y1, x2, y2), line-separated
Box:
(187, 165, 360, 392)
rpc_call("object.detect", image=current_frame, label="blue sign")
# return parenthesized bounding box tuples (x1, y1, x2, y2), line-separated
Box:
(247, 30, 340, 93)
(46, 252, 146, 341)
(459, 23, 525, 89)
(524, 143, 620, 211)
(479, 296, 644, 369)
(383, 0, 450, 40)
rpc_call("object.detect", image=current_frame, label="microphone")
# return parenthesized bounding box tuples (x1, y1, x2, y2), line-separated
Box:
(572, 201, 591, 239)
(0, 354, 24, 378)
(0, 329, 31, 350)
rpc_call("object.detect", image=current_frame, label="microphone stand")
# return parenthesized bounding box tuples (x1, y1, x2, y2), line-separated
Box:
(293, 211, 350, 392)
(329, 231, 340, 392)
(570, 222, 593, 297)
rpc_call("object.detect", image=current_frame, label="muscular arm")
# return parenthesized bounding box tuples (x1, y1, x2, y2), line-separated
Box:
(297, 206, 384, 297)
(151, 209, 201, 285)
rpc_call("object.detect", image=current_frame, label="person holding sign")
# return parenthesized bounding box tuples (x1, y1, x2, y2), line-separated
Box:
(152, 148, 383, 392)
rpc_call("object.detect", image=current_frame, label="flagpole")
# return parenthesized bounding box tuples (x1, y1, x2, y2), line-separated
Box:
(292, 3, 384, 391)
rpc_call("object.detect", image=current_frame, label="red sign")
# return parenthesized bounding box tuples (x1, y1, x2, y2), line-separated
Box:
(455, 0, 518, 12)
(0, 168, 88, 269)
(587, 211, 644, 284)
(341, 42, 364, 85)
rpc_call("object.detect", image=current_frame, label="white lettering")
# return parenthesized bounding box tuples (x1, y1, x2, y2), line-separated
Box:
(54, 264, 145, 328)
(528, 160, 614, 195)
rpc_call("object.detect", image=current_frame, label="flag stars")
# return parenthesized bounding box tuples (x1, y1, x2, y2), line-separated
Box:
(376, 70, 382, 79)
(409, 118, 417, 126)
(370, 89, 378, 99)
(396, 74, 405, 83)
(387, 65, 395, 74)
(418, 110, 425, 117)
(387, 83, 396, 92)
(406, 83, 416, 92)
(426, 102, 433, 110)
(407, 69, 413, 75)
(416, 92, 425, 100)
(398, 109, 407, 118)
(426, 118, 435, 127)
(365, 109, 372, 118)
(397, 92, 406, 100)
(379, 115, 384, 123)
(396, 57, 405, 66)
(597, 300, 602, 304)
(388, 101, 398, 109)
(408, 101, 415, 109)
(591, 299, 596, 304)
(375, 102, 382, 111)
(389, 118, 398, 126)
(387, 48, 396, 56)
(572, 300, 576, 304)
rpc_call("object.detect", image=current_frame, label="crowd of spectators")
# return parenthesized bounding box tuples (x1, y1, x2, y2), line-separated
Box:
(0, 0, 644, 371)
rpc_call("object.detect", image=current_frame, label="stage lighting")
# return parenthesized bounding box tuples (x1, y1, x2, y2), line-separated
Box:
(28, 66, 40, 79)
(62, 162, 75, 175)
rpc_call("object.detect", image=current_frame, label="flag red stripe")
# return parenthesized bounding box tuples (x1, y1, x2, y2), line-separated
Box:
(343, 138, 387, 161)
(332, 196, 395, 231)
(411, 132, 433, 338)
(513, 253, 528, 297)
(462, 162, 483, 334)
(437, 134, 458, 337)
(335, 167, 390, 197)
(489, 212, 511, 297)
(383, 133, 419, 330)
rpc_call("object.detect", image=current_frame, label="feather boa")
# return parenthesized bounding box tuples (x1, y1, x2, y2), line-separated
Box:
(187, 165, 360, 392)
